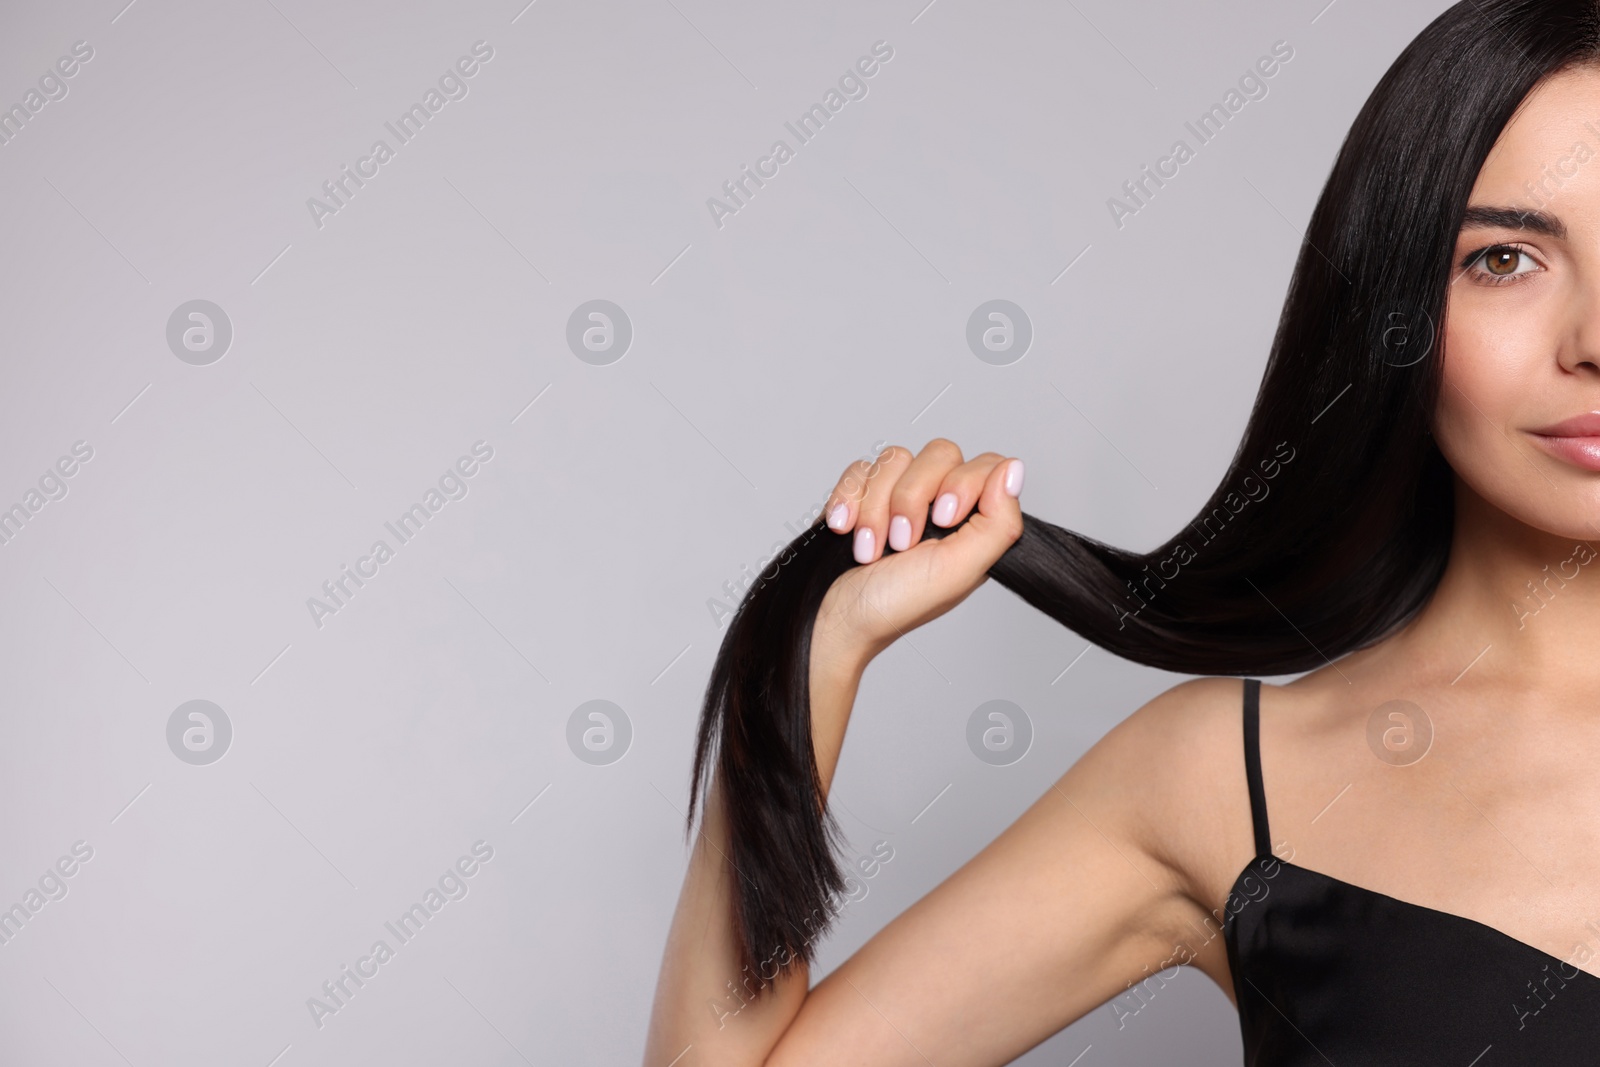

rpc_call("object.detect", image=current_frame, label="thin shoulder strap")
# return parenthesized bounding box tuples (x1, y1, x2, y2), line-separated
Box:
(1242, 677, 1271, 859)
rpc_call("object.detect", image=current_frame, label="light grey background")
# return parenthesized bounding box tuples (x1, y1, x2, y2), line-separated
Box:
(0, 0, 1449, 1063)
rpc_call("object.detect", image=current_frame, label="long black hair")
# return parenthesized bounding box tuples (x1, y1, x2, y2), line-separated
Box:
(686, 0, 1600, 994)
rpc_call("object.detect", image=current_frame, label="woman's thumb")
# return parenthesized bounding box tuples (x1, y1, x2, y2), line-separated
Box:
(940, 457, 1025, 580)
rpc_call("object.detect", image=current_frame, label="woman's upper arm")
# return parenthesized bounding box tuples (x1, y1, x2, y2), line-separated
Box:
(763, 676, 1246, 1067)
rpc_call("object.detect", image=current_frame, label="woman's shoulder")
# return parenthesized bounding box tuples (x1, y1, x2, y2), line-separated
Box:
(1086, 675, 1257, 788)
(1099, 671, 1357, 775)
(1059, 675, 1316, 914)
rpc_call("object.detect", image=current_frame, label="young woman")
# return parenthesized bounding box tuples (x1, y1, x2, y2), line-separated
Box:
(647, 0, 1600, 1061)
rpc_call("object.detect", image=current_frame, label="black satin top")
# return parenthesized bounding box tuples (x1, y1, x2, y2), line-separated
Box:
(1223, 678, 1600, 1064)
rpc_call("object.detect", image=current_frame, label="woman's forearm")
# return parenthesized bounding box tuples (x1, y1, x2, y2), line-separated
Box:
(642, 618, 871, 1066)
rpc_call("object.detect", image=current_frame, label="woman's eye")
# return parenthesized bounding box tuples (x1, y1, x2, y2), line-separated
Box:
(1468, 244, 1540, 284)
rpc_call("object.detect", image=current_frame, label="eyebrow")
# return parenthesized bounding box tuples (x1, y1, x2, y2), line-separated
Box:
(1459, 204, 1567, 240)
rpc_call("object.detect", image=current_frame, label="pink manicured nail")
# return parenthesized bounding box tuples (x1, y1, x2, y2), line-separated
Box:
(828, 502, 849, 530)
(932, 492, 958, 526)
(1004, 459, 1025, 497)
(888, 515, 911, 551)
(853, 526, 874, 563)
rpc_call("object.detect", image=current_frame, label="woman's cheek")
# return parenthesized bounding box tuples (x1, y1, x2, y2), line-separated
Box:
(1434, 319, 1497, 450)
(1434, 312, 1551, 510)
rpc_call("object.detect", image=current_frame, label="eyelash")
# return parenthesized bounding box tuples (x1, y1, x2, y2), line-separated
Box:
(1459, 242, 1543, 286)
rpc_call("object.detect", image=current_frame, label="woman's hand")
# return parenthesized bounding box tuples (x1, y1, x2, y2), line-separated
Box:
(814, 439, 1025, 662)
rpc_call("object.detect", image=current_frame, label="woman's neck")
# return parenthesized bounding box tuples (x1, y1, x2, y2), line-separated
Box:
(1379, 474, 1600, 694)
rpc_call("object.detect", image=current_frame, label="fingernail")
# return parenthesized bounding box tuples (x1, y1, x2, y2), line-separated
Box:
(888, 514, 911, 551)
(828, 502, 848, 530)
(1004, 459, 1025, 497)
(932, 492, 957, 526)
(853, 526, 874, 563)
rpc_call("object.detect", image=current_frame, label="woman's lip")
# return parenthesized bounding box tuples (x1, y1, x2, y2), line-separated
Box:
(1529, 432, 1600, 471)
(1531, 412, 1600, 436)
